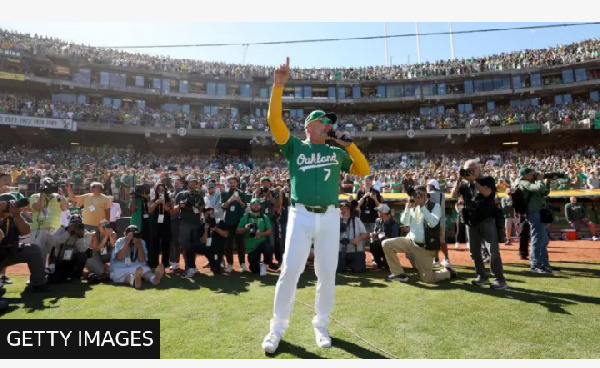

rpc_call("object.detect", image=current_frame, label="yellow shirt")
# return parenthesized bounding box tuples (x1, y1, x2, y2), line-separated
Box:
(76, 193, 112, 227)
(30, 193, 63, 230)
(12, 171, 20, 184)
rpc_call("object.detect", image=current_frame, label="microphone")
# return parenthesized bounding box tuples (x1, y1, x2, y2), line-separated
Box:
(327, 130, 353, 143)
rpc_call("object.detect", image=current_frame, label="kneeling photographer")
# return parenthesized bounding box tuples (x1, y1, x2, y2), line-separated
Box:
(0, 194, 47, 291)
(337, 201, 369, 273)
(87, 220, 117, 282)
(451, 160, 508, 290)
(237, 199, 274, 277)
(46, 216, 90, 284)
(382, 186, 456, 283)
(30, 178, 69, 266)
(512, 168, 561, 274)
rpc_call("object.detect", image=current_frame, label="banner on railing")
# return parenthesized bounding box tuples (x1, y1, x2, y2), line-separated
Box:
(0, 113, 76, 131)
(0, 71, 25, 81)
(521, 123, 540, 132)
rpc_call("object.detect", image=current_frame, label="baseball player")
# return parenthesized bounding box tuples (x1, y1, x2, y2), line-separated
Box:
(262, 57, 370, 353)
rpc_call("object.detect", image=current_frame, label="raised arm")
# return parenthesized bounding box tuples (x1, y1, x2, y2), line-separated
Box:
(268, 57, 291, 145)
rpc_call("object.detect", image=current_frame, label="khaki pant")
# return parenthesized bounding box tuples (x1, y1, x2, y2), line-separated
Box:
(382, 237, 451, 284)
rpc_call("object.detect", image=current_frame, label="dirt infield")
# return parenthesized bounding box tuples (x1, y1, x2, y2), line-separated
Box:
(5, 240, 600, 277)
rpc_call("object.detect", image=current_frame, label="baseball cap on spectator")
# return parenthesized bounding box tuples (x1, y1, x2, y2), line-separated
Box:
(250, 198, 261, 204)
(186, 175, 199, 182)
(366, 175, 374, 181)
(260, 177, 271, 183)
(69, 215, 82, 224)
(375, 204, 391, 214)
(427, 179, 440, 190)
(208, 182, 217, 188)
(519, 168, 534, 178)
(304, 110, 337, 127)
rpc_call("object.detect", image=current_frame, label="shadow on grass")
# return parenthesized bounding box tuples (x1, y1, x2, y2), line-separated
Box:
(1, 280, 93, 315)
(265, 337, 387, 359)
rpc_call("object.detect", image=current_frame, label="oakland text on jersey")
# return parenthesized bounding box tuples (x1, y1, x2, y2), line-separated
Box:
(296, 152, 340, 172)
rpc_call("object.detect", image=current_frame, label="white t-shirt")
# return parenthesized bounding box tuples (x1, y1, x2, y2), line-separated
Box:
(373, 180, 382, 192)
(110, 203, 122, 222)
(60, 210, 72, 228)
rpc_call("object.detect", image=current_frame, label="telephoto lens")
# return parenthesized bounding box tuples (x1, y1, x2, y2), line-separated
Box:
(249, 223, 258, 236)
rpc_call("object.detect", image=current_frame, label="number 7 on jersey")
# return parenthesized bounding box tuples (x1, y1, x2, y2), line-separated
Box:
(324, 168, 331, 181)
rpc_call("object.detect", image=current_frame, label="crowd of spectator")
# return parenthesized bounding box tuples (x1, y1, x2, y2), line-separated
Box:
(2, 28, 599, 81)
(2, 92, 599, 132)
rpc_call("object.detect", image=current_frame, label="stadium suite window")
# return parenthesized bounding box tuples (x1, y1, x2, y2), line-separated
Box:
(338, 87, 346, 99)
(136, 100, 146, 109)
(562, 69, 574, 84)
(179, 80, 189, 94)
(437, 105, 445, 114)
(328, 86, 336, 99)
(473, 79, 483, 93)
(458, 103, 472, 113)
(352, 86, 361, 99)
(152, 78, 161, 89)
(591, 91, 600, 101)
(217, 83, 227, 96)
(303, 86, 312, 98)
(487, 101, 495, 111)
(207, 83, 216, 95)
(259, 88, 268, 98)
(241, 84, 251, 97)
(512, 75, 522, 89)
(422, 84, 436, 96)
(377, 85, 386, 98)
(464, 80, 474, 94)
(100, 72, 109, 86)
(530, 73, 541, 87)
(110, 73, 126, 89)
(575, 68, 587, 82)
(135, 76, 145, 88)
(113, 99, 122, 108)
(102, 97, 112, 106)
(531, 98, 540, 107)
(405, 84, 417, 97)
(294, 86, 303, 98)
(162, 79, 171, 93)
(437, 83, 446, 95)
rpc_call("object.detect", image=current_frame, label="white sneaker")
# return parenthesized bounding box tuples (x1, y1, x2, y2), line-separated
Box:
(454, 242, 460, 249)
(220, 262, 225, 269)
(371, 260, 378, 267)
(262, 331, 282, 354)
(432, 260, 441, 267)
(184, 268, 197, 278)
(440, 259, 451, 268)
(314, 327, 332, 348)
(593, 236, 598, 241)
(240, 264, 248, 273)
(260, 263, 267, 276)
(169, 263, 179, 271)
(225, 265, 233, 273)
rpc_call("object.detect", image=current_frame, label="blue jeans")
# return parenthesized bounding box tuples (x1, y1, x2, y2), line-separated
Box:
(527, 212, 549, 269)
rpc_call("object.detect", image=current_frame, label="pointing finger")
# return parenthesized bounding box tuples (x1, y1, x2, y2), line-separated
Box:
(285, 57, 290, 70)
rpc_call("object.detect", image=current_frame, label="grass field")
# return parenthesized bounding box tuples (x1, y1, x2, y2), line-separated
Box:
(2, 262, 600, 359)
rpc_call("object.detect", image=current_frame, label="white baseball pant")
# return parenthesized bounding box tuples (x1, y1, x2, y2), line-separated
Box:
(270, 204, 340, 335)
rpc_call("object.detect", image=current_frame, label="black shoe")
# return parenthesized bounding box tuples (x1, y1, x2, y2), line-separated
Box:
(0, 275, 13, 285)
(0, 299, 9, 314)
(471, 276, 490, 286)
(490, 280, 509, 290)
(530, 267, 552, 274)
(445, 266, 457, 279)
(542, 266, 560, 274)
(385, 274, 409, 282)
(86, 274, 101, 285)
(519, 255, 529, 260)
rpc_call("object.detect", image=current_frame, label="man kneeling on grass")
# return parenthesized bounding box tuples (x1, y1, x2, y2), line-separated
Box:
(382, 186, 457, 284)
(109, 225, 164, 289)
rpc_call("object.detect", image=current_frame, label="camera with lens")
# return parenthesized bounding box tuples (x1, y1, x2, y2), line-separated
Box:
(459, 168, 472, 178)
(248, 223, 258, 236)
(543, 172, 567, 180)
(260, 187, 269, 194)
(340, 238, 351, 246)
(1, 197, 30, 213)
(205, 217, 216, 229)
(41, 178, 58, 194)
(133, 232, 142, 239)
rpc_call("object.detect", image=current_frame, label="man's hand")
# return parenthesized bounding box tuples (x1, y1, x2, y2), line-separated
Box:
(351, 238, 361, 245)
(274, 57, 290, 87)
(414, 196, 426, 207)
(462, 171, 475, 183)
(407, 200, 416, 208)
(332, 131, 352, 148)
(0, 228, 4, 242)
(9, 204, 21, 217)
(506, 188, 516, 195)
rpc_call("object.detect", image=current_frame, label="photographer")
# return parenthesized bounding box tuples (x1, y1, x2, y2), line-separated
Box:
(86, 220, 116, 281)
(512, 168, 560, 274)
(337, 201, 369, 273)
(171, 176, 205, 273)
(204, 181, 223, 220)
(253, 177, 281, 267)
(356, 175, 382, 267)
(369, 204, 399, 270)
(129, 183, 152, 252)
(383, 186, 456, 283)
(0, 193, 47, 291)
(221, 176, 247, 273)
(501, 196, 519, 246)
(30, 178, 69, 265)
(341, 174, 355, 194)
(237, 198, 273, 276)
(65, 181, 112, 231)
(565, 197, 598, 241)
(45, 216, 90, 284)
(451, 160, 507, 290)
(427, 179, 450, 267)
(148, 183, 172, 269)
(169, 178, 184, 271)
(109, 225, 164, 289)
(201, 206, 229, 274)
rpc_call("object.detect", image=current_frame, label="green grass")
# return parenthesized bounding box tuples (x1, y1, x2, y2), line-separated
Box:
(2, 262, 600, 359)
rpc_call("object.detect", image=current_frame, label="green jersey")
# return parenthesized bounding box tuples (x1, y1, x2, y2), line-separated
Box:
(237, 213, 271, 253)
(390, 181, 403, 194)
(72, 170, 84, 185)
(279, 135, 352, 207)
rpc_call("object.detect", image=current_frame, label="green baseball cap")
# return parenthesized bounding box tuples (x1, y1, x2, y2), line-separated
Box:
(304, 110, 338, 128)
(250, 198, 262, 204)
(519, 167, 534, 178)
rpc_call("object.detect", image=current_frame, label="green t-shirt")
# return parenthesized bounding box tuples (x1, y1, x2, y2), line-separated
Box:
(390, 181, 403, 193)
(438, 179, 447, 193)
(237, 213, 271, 253)
(72, 170, 84, 185)
(278, 136, 352, 207)
(221, 190, 248, 225)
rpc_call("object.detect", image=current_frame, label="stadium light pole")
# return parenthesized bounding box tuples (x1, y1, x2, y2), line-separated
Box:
(415, 22, 422, 63)
(384, 22, 390, 66)
(449, 22, 456, 60)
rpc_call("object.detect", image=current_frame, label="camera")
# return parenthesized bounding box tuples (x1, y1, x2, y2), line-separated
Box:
(1, 197, 29, 213)
(205, 217, 216, 229)
(42, 183, 58, 194)
(340, 238, 351, 246)
(459, 168, 472, 178)
(133, 232, 142, 239)
(261, 187, 269, 194)
(543, 172, 567, 180)
(248, 223, 258, 236)
(406, 187, 417, 198)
